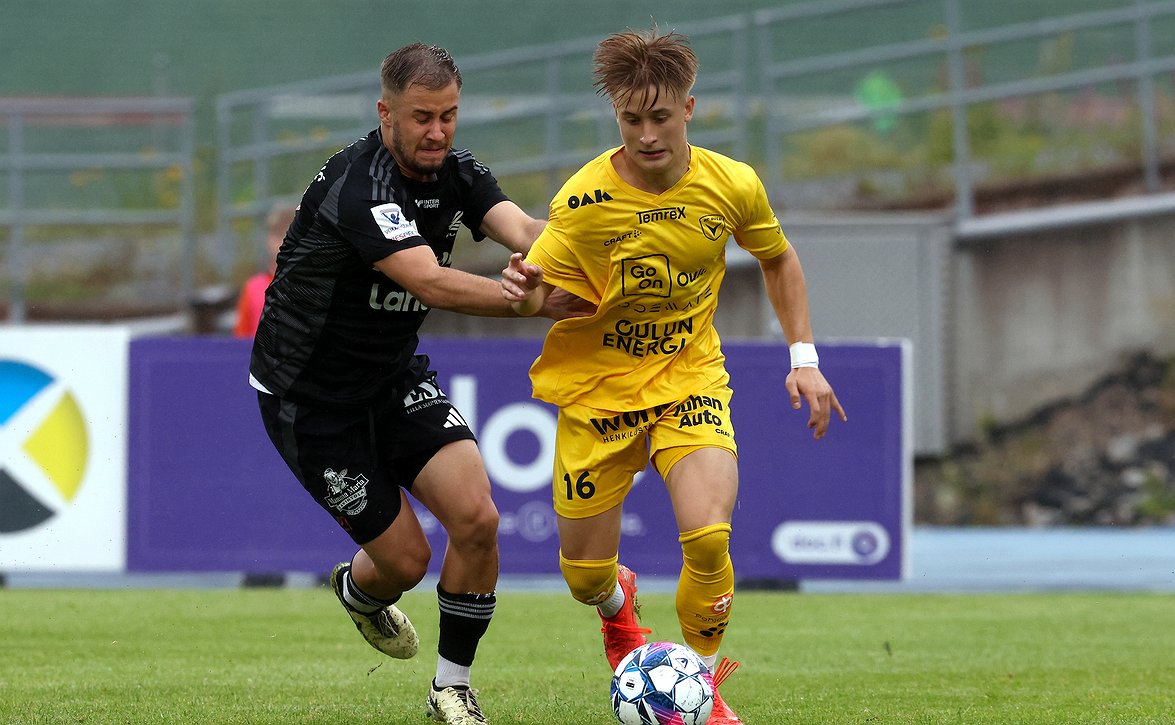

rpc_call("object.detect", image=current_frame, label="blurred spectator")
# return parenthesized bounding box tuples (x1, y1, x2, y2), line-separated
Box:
(233, 203, 297, 338)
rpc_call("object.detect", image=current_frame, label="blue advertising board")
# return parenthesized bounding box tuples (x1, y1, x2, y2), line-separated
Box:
(127, 337, 908, 582)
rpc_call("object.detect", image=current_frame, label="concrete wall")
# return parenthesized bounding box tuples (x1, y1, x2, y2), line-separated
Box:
(953, 210, 1175, 442)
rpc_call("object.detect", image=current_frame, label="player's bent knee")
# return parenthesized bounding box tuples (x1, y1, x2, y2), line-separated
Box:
(393, 553, 430, 590)
(447, 502, 499, 552)
(395, 560, 429, 590)
(679, 523, 732, 573)
(367, 537, 431, 590)
(560, 553, 619, 605)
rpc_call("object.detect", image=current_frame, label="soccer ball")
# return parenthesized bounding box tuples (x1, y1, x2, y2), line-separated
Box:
(610, 641, 714, 725)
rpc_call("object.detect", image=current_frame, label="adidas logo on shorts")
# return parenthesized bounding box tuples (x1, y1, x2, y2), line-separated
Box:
(443, 408, 468, 429)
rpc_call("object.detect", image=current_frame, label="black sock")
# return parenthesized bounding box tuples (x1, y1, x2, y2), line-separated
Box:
(342, 569, 400, 614)
(436, 584, 496, 667)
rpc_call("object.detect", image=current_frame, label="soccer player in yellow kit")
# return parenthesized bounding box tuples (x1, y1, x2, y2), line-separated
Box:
(502, 27, 846, 724)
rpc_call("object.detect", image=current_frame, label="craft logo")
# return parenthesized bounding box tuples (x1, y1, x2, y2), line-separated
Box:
(0, 360, 89, 534)
(603, 229, 641, 247)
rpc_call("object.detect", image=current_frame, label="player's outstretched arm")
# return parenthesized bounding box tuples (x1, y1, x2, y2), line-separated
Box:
(483, 202, 595, 320)
(759, 246, 847, 439)
(375, 245, 519, 317)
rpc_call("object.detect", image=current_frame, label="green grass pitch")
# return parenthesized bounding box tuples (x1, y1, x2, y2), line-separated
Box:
(1, 587, 1172, 723)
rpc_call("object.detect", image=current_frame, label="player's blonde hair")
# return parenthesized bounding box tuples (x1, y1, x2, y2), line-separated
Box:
(592, 28, 698, 109)
(381, 43, 463, 98)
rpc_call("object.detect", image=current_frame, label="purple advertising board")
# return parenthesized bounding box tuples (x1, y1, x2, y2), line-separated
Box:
(127, 336, 908, 581)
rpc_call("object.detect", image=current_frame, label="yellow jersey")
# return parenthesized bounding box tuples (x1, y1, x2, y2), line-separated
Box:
(525, 145, 789, 410)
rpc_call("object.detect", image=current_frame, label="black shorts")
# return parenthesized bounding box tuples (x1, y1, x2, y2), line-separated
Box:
(257, 358, 476, 545)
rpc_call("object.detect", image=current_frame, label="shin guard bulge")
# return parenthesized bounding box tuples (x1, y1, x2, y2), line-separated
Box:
(559, 552, 619, 606)
(676, 523, 734, 657)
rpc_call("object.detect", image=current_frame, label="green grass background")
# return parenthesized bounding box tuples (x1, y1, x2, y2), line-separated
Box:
(1, 587, 1172, 724)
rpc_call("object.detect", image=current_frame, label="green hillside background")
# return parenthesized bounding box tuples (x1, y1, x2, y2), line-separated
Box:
(3, 0, 1134, 138)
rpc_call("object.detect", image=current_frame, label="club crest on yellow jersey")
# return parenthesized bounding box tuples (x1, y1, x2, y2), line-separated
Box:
(700, 214, 727, 241)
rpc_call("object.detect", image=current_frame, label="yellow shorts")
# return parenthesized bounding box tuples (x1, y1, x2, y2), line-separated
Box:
(552, 381, 738, 519)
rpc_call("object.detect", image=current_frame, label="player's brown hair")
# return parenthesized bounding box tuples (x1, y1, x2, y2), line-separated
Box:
(592, 28, 698, 109)
(381, 43, 463, 97)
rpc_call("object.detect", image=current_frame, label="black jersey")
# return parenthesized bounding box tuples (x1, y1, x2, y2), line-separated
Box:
(250, 128, 508, 406)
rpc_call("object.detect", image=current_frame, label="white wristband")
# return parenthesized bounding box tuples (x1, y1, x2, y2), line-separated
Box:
(789, 342, 819, 368)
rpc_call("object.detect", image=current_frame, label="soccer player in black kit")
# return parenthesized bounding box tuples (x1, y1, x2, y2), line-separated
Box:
(250, 44, 590, 725)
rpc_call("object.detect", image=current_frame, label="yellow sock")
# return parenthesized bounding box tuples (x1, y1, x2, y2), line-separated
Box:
(676, 523, 734, 657)
(559, 552, 619, 607)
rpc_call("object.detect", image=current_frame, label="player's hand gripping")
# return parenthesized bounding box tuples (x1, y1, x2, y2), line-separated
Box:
(502, 252, 595, 320)
(541, 288, 596, 320)
(501, 252, 542, 302)
(501, 251, 546, 318)
(786, 367, 847, 440)
(502, 251, 542, 299)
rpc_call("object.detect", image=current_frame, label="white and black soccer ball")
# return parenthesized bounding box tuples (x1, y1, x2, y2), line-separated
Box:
(610, 641, 714, 725)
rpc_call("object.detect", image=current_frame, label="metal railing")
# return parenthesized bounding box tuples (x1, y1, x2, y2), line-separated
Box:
(0, 96, 196, 322)
(757, 0, 1175, 218)
(214, 15, 750, 276)
(217, 0, 1175, 275)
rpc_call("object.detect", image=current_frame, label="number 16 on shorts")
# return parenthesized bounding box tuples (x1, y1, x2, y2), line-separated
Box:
(563, 471, 596, 500)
